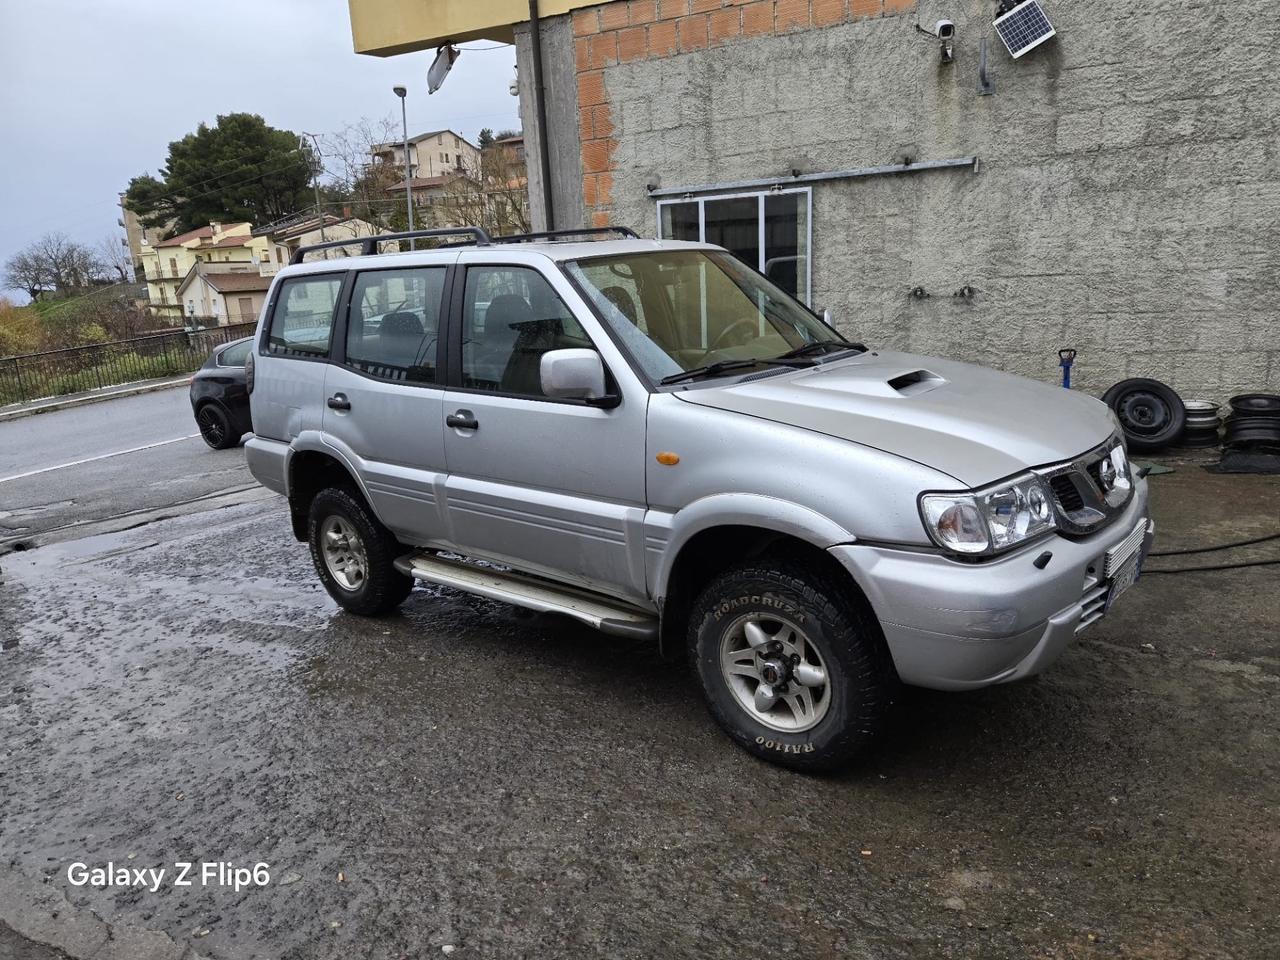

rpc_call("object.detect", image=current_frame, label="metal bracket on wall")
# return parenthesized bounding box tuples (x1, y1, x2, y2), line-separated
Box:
(978, 36, 996, 96)
(646, 157, 979, 199)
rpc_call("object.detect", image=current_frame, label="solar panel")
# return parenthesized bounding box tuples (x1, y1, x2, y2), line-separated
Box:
(993, 0, 1056, 59)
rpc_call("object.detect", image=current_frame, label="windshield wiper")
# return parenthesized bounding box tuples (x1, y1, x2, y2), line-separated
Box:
(776, 339, 866, 361)
(659, 357, 814, 386)
(660, 360, 767, 385)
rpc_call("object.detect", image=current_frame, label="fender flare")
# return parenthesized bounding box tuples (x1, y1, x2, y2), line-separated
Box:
(284, 432, 379, 515)
(651, 493, 855, 600)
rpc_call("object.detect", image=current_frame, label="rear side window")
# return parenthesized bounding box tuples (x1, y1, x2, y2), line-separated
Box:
(346, 267, 447, 384)
(266, 275, 342, 358)
(217, 340, 252, 367)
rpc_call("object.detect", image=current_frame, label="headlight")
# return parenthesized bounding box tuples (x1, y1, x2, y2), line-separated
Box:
(920, 474, 1057, 556)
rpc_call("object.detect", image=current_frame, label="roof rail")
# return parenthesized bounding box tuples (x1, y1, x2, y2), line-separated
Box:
(289, 227, 491, 264)
(492, 226, 639, 244)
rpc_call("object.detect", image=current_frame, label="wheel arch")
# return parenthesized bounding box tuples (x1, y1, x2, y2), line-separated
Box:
(654, 498, 865, 657)
(286, 445, 373, 542)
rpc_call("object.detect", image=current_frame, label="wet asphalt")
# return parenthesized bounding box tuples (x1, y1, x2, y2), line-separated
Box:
(0, 465, 1277, 959)
(0, 387, 253, 545)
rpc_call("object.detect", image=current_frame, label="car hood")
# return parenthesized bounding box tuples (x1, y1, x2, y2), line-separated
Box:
(674, 350, 1115, 487)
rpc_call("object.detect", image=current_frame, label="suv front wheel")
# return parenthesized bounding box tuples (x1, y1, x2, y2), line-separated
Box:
(308, 486, 414, 616)
(689, 559, 897, 772)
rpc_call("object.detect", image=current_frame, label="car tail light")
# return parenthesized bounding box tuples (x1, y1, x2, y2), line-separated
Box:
(245, 351, 255, 395)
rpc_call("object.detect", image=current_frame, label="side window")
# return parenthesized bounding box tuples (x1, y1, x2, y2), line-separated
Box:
(266, 275, 342, 358)
(217, 340, 252, 367)
(460, 266, 593, 398)
(345, 267, 447, 384)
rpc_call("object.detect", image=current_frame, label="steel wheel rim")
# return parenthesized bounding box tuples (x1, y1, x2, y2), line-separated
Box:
(719, 614, 832, 733)
(197, 407, 226, 445)
(321, 516, 368, 592)
(1116, 390, 1172, 437)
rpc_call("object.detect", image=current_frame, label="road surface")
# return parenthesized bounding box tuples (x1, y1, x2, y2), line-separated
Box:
(0, 461, 1277, 958)
(0, 386, 255, 547)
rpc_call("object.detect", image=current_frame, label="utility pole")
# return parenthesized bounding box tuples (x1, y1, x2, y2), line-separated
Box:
(393, 85, 415, 247)
(300, 132, 328, 257)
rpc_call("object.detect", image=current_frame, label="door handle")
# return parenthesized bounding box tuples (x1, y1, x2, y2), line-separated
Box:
(446, 409, 478, 430)
(327, 393, 351, 411)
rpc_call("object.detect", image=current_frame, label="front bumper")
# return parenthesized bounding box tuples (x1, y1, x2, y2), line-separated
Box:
(829, 479, 1154, 691)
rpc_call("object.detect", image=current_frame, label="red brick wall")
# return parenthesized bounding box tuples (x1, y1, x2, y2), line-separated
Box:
(571, 0, 918, 227)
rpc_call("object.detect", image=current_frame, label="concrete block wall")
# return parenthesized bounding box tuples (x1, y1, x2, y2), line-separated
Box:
(538, 0, 1280, 402)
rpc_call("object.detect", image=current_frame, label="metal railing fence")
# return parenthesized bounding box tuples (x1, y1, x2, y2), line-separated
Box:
(0, 322, 256, 407)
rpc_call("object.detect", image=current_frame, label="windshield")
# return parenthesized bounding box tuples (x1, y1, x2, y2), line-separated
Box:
(564, 250, 849, 383)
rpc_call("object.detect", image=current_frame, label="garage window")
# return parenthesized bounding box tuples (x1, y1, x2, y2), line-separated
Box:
(657, 188, 811, 305)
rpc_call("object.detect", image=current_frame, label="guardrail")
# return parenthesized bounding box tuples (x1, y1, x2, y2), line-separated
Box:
(0, 322, 256, 407)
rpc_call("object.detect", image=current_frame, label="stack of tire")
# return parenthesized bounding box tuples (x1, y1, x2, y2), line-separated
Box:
(1180, 399, 1222, 448)
(1102, 379, 1280, 454)
(1224, 394, 1280, 453)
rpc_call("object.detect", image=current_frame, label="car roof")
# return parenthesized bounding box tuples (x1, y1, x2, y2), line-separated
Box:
(275, 238, 718, 279)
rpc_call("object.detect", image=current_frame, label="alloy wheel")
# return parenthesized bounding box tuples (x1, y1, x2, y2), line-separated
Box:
(321, 516, 369, 592)
(719, 615, 832, 733)
(197, 407, 226, 446)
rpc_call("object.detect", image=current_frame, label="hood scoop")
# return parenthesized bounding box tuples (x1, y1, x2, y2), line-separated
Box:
(887, 369, 946, 397)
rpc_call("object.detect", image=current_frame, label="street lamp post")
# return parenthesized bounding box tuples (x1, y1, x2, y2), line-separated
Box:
(393, 85, 415, 242)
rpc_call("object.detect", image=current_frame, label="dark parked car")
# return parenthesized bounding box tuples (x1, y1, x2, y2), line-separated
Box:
(190, 337, 253, 449)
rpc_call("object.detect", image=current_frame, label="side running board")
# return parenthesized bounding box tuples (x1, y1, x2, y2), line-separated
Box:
(394, 552, 658, 641)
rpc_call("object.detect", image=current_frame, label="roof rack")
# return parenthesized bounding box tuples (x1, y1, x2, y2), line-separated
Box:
(491, 226, 639, 244)
(287, 225, 638, 264)
(289, 227, 491, 264)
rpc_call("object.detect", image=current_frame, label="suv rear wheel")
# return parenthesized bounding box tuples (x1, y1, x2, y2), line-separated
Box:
(308, 487, 414, 615)
(689, 559, 897, 772)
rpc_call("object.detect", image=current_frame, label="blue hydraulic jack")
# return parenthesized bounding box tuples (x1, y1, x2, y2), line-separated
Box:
(1058, 348, 1077, 389)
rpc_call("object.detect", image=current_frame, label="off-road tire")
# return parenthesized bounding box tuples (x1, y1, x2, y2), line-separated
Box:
(308, 486, 414, 616)
(689, 559, 897, 772)
(196, 403, 238, 450)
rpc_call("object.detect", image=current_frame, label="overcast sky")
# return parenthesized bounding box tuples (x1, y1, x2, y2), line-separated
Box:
(0, 0, 520, 300)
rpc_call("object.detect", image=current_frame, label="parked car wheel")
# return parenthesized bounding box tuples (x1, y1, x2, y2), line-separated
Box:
(195, 403, 238, 450)
(1101, 378, 1187, 452)
(308, 487, 414, 616)
(689, 559, 897, 772)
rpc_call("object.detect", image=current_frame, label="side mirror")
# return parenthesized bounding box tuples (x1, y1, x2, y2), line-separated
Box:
(540, 349, 612, 404)
(822, 308, 833, 325)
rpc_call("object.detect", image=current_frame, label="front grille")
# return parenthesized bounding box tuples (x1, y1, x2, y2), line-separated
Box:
(1050, 474, 1085, 512)
(1037, 438, 1133, 536)
(1076, 582, 1109, 634)
(1104, 520, 1147, 577)
(1086, 459, 1105, 489)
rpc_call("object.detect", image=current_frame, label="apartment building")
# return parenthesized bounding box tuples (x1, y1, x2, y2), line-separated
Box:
(372, 129, 483, 181)
(136, 222, 273, 323)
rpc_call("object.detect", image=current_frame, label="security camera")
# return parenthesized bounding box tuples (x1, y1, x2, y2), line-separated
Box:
(934, 19, 956, 62)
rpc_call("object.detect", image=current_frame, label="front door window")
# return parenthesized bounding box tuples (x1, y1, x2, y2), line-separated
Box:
(460, 266, 594, 398)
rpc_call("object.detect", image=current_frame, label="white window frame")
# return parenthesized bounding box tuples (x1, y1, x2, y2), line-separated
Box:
(654, 186, 813, 306)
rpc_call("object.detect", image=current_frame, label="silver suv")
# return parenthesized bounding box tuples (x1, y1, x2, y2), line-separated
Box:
(245, 227, 1154, 770)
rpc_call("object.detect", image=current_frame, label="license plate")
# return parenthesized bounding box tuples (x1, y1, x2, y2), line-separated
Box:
(1106, 553, 1141, 610)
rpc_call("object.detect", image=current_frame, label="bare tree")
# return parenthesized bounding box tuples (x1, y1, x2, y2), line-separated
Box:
(96, 235, 134, 283)
(434, 145, 531, 236)
(28, 233, 104, 291)
(3, 248, 50, 301)
(322, 116, 404, 230)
